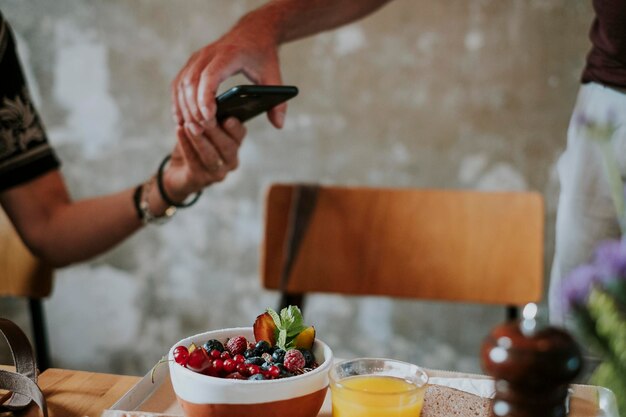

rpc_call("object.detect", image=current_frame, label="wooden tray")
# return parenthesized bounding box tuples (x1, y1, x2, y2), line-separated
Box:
(101, 364, 618, 417)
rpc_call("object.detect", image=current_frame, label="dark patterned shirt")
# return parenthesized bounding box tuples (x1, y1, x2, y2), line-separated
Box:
(0, 10, 60, 192)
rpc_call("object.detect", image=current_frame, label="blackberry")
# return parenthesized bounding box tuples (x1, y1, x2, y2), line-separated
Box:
(248, 373, 266, 380)
(244, 356, 265, 366)
(272, 348, 286, 363)
(203, 339, 224, 353)
(298, 349, 315, 367)
(255, 340, 271, 354)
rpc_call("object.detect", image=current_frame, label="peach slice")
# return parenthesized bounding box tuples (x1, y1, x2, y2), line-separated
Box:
(253, 312, 278, 345)
(294, 326, 316, 350)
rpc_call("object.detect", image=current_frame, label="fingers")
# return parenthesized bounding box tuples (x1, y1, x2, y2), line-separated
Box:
(259, 65, 286, 129)
(268, 103, 287, 129)
(177, 126, 222, 175)
(173, 52, 209, 130)
(202, 118, 246, 170)
(197, 54, 241, 121)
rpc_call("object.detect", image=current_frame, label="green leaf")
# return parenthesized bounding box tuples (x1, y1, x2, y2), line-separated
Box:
(285, 338, 297, 350)
(281, 305, 304, 329)
(275, 305, 308, 349)
(266, 308, 282, 329)
(287, 324, 306, 337)
(277, 329, 288, 350)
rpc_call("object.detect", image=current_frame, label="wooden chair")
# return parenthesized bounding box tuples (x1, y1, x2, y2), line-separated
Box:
(261, 184, 544, 320)
(0, 208, 53, 371)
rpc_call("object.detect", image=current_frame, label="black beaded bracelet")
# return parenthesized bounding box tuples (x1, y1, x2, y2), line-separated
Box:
(156, 154, 202, 208)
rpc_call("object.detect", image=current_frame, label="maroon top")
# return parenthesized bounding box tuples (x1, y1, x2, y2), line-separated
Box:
(581, 0, 626, 89)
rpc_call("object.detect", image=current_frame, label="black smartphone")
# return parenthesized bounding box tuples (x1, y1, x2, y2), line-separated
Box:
(215, 85, 298, 123)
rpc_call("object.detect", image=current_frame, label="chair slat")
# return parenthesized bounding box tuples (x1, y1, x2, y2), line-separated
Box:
(261, 184, 544, 306)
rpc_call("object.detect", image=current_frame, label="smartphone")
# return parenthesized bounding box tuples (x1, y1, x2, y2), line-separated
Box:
(215, 85, 299, 123)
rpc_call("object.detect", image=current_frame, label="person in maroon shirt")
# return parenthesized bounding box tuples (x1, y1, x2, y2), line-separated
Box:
(549, 0, 626, 326)
(170, 0, 625, 329)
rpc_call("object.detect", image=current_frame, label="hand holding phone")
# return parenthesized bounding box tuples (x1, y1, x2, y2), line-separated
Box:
(215, 85, 298, 124)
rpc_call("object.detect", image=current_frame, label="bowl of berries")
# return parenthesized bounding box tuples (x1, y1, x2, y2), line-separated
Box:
(168, 306, 333, 417)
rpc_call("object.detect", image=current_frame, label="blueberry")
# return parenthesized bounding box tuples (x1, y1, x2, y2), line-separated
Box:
(272, 348, 286, 363)
(255, 340, 271, 354)
(203, 339, 224, 353)
(244, 356, 265, 366)
(279, 366, 294, 378)
(248, 373, 266, 380)
(260, 361, 273, 371)
(298, 349, 315, 367)
(243, 349, 259, 359)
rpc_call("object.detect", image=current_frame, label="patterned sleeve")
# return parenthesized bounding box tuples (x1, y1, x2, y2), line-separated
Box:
(0, 11, 60, 192)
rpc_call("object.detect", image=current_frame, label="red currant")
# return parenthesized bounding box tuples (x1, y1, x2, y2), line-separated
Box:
(210, 349, 222, 359)
(212, 359, 224, 374)
(237, 362, 249, 376)
(233, 354, 245, 364)
(247, 364, 261, 376)
(173, 345, 189, 366)
(223, 358, 237, 373)
(267, 365, 281, 378)
(220, 351, 231, 360)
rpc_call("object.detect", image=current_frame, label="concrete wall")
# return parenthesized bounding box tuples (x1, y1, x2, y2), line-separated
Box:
(0, 0, 593, 375)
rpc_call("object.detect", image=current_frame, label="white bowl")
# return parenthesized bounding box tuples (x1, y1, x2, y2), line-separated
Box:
(168, 327, 333, 417)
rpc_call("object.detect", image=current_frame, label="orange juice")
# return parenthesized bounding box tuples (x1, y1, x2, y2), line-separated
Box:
(330, 375, 426, 417)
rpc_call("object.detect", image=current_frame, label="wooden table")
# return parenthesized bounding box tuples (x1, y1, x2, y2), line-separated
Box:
(17, 368, 140, 417)
(5, 367, 615, 417)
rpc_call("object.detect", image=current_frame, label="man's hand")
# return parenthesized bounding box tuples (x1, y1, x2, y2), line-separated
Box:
(171, 20, 286, 136)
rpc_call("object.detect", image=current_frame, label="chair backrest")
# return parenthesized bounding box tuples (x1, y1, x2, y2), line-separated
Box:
(0, 209, 53, 299)
(261, 184, 544, 306)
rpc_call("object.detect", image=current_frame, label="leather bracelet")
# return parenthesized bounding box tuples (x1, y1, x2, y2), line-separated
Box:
(156, 154, 202, 208)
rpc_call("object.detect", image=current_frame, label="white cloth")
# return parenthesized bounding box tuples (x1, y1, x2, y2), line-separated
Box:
(549, 82, 626, 326)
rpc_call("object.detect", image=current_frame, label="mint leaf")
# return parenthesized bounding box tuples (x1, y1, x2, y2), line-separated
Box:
(285, 338, 297, 350)
(287, 324, 306, 337)
(275, 305, 309, 349)
(266, 308, 282, 329)
(277, 329, 288, 350)
(281, 305, 304, 329)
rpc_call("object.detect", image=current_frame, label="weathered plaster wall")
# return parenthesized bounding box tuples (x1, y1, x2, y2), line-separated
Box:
(0, 0, 593, 375)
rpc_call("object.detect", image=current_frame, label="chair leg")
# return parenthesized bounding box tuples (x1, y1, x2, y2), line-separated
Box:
(28, 298, 51, 371)
(506, 305, 519, 321)
(278, 293, 305, 312)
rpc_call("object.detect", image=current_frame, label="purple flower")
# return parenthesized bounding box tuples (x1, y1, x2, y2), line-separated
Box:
(561, 264, 600, 312)
(592, 239, 626, 283)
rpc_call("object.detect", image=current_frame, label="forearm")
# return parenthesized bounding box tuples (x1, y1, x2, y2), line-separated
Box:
(1, 170, 174, 267)
(235, 0, 394, 45)
(29, 189, 143, 266)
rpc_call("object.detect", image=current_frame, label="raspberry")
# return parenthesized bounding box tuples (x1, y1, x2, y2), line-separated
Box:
(226, 336, 248, 356)
(283, 349, 306, 372)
